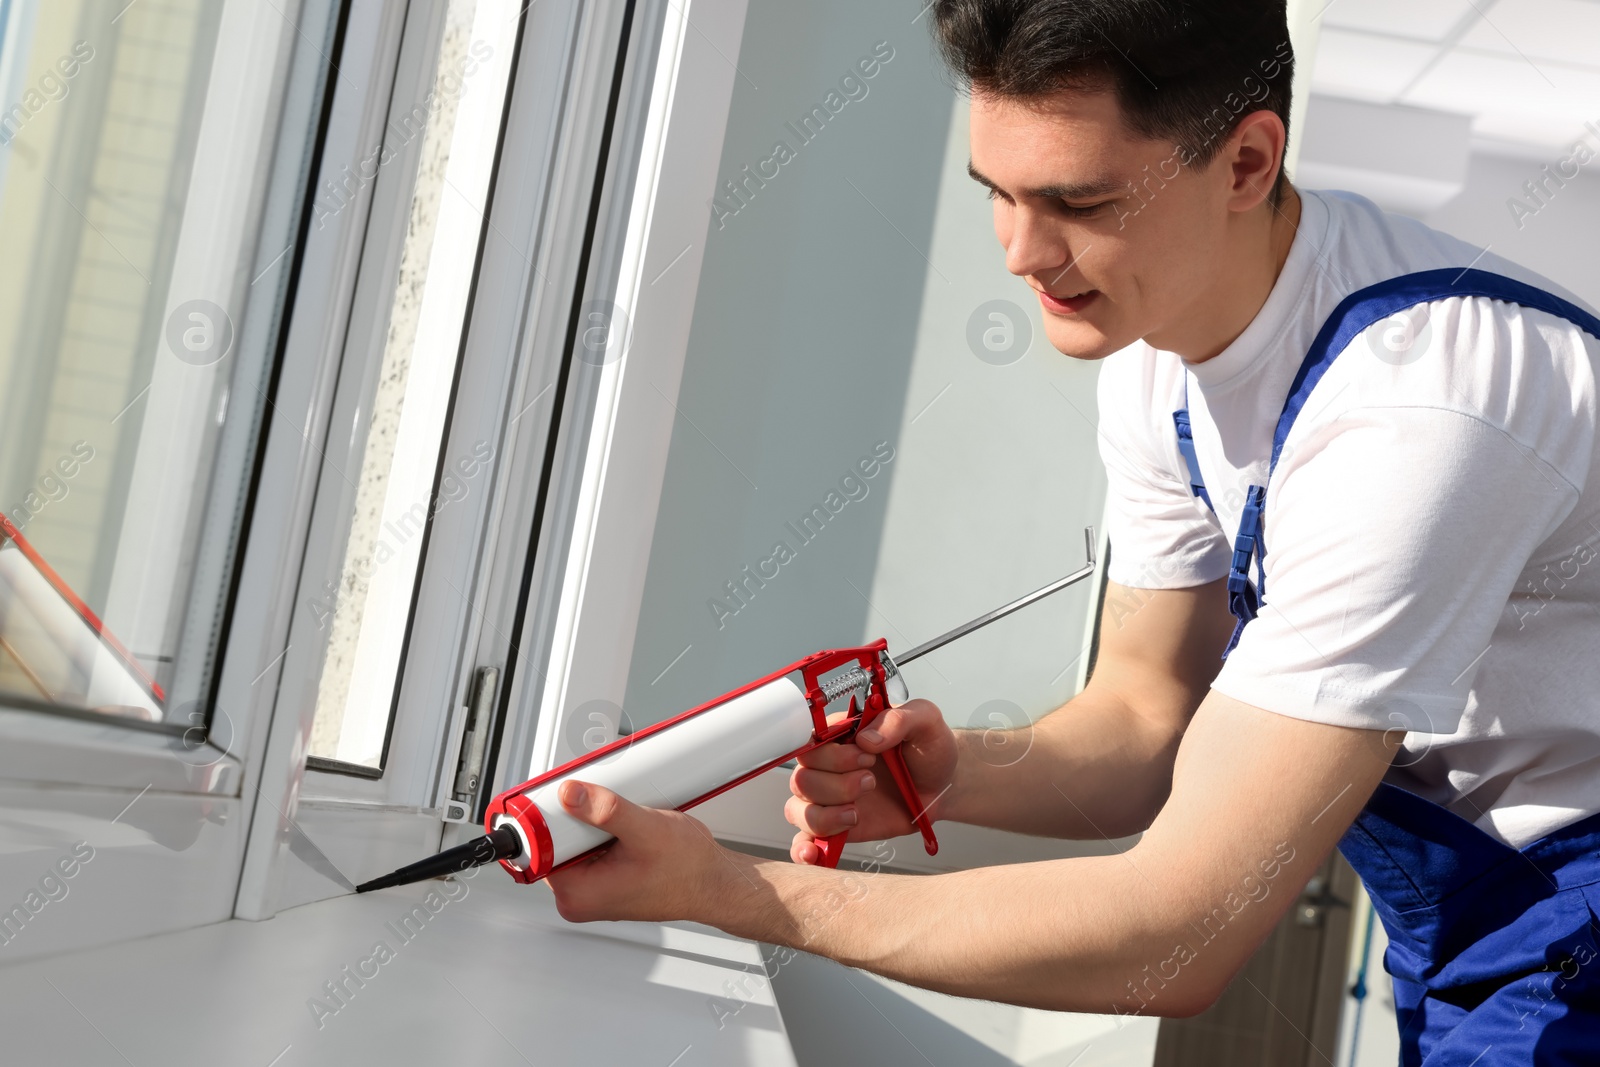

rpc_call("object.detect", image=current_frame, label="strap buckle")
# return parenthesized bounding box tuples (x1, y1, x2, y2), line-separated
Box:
(1172, 408, 1215, 512)
(1223, 485, 1268, 658)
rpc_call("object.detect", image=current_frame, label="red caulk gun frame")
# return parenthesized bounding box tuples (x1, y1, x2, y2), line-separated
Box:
(485, 640, 927, 882)
(485, 526, 1097, 883)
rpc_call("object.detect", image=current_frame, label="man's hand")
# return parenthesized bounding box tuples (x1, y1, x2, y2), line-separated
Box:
(785, 698, 959, 864)
(544, 779, 732, 924)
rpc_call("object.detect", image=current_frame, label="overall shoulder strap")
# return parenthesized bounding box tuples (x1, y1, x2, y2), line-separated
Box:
(1222, 268, 1600, 658)
(1172, 374, 1215, 513)
(1269, 268, 1600, 476)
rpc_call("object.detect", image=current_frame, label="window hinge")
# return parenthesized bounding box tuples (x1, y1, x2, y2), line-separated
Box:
(444, 666, 498, 823)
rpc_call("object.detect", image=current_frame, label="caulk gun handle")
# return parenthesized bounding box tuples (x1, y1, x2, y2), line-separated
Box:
(814, 743, 939, 868)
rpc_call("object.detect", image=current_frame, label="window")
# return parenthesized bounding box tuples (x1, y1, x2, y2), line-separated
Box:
(304, 0, 520, 772)
(0, 0, 305, 726)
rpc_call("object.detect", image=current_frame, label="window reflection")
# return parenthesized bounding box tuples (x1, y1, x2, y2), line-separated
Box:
(0, 0, 280, 723)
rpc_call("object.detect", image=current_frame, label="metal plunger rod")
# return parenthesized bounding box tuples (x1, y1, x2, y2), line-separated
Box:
(355, 825, 523, 893)
(896, 527, 1098, 666)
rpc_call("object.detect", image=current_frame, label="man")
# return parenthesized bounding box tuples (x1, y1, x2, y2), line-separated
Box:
(548, 2, 1600, 1060)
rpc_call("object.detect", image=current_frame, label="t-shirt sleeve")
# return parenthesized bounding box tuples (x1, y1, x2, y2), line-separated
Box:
(1097, 355, 1231, 590)
(1212, 403, 1584, 734)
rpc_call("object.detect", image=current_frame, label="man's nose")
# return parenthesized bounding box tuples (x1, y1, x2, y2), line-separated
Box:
(1005, 210, 1071, 284)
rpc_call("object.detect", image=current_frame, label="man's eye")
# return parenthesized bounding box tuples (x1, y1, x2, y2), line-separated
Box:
(1063, 201, 1109, 218)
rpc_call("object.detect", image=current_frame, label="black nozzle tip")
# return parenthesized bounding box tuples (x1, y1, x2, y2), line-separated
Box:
(354, 825, 522, 894)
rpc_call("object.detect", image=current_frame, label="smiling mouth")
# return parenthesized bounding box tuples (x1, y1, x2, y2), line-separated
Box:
(1035, 288, 1099, 314)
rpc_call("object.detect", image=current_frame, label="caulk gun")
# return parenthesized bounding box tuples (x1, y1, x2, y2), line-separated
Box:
(355, 529, 1098, 893)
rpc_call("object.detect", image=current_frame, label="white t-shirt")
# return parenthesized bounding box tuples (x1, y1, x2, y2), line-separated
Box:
(1099, 188, 1600, 849)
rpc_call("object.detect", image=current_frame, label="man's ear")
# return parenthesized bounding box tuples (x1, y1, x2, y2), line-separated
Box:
(1223, 110, 1288, 213)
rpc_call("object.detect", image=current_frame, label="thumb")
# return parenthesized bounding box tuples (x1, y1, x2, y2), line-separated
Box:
(855, 698, 937, 753)
(558, 779, 636, 834)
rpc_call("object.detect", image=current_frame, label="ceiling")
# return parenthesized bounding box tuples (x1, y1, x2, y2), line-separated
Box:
(1310, 0, 1600, 157)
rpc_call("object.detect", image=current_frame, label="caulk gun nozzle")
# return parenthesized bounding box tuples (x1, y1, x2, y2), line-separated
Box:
(355, 825, 522, 893)
(353, 872, 405, 894)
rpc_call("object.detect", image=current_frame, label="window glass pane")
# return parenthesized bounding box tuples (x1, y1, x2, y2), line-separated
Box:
(306, 0, 518, 770)
(615, 2, 1106, 753)
(0, 0, 297, 723)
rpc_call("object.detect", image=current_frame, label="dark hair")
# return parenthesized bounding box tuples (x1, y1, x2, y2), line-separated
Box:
(933, 0, 1295, 196)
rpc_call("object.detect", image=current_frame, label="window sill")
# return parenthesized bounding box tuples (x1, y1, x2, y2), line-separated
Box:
(0, 703, 240, 795)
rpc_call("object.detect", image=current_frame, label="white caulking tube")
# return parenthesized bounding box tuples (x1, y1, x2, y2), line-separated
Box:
(483, 640, 927, 883)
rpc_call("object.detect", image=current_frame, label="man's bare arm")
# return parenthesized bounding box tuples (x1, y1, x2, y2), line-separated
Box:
(701, 689, 1393, 1016)
(940, 577, 1237, 838)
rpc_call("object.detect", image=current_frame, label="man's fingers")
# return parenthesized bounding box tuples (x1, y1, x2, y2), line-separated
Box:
(854, 698, 940, 752)
(783, 793, 858, 837)
(558, 779, 633, 833)
(790, 831, 822, 865)
(795, 741, 876, 773)
(789, 765, 876, 805)
(853, 705, 909, 751)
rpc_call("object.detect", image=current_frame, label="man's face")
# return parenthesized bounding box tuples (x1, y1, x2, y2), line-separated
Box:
(968, 88, 1231, 361)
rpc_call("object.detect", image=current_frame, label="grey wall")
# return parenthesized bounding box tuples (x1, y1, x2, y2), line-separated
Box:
(769, 947, 1159, 1067)
(860, 92, 1107, 732)
(622, 0, 1109, 739)
(621, 1, 956, 725)
(1423, 151, 1600, 309)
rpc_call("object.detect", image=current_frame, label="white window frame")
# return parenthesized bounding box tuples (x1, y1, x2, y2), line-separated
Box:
(490, 0, 749, 794)
(236, 0, 650, 918)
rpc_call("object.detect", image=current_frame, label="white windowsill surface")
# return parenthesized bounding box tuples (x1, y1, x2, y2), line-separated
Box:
(0, 873, 796, 1066)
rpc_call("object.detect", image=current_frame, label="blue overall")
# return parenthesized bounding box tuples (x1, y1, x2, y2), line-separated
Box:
(1175, 269, 1600, 1064)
